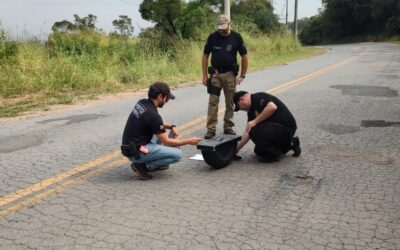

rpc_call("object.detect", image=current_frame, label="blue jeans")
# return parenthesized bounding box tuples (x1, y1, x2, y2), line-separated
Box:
(129, 136, 182, 170)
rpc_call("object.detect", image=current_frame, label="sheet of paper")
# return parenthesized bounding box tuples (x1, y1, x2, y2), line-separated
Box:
(189, 154, 204, 161)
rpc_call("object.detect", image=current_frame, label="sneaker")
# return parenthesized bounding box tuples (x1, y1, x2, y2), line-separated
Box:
(204, 130, 216, 139)
(223, 128, 236, 135)
(131, 163, 152, 180)
(131, 164, 170, 172)
(149, 165, 170, 172)
(292, 136, 301, 157)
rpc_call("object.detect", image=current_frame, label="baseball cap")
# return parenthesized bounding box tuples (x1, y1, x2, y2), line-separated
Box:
(233, 91, 248, 111)
(217, 14, 230, 30)
(148, 82, 175, 100)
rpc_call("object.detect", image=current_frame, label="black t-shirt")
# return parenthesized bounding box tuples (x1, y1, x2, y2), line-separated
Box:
(203, 31, 247, 70)
(122, 99, 166, 146)
(248, 93, 297, 130)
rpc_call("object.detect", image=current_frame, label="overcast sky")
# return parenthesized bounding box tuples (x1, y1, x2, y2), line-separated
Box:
(0, 0, 323, 40)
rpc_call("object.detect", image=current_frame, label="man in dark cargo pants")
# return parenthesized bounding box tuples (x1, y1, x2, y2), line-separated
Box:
(202, 14, 248, 139)
(234, 91, 301, 163)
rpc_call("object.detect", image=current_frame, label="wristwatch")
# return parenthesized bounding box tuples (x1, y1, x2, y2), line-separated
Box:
(240, 75, 246, 78)
(170, 124, 176, 129)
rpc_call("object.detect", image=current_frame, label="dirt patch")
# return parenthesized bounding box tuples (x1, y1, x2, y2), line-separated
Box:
(0, 90, 145, 126)
(0, 82, 200, 126)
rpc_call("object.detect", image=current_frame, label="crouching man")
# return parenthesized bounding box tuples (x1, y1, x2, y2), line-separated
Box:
(233, 91, 301, 163)
(121, 82, 202, 180)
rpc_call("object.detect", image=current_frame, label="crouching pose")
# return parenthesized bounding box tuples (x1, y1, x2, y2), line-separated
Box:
(121, 82, 201, 180)
(233, 91, 301, 163)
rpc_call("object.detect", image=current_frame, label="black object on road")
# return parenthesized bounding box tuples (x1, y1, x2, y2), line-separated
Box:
(197, 134, 242, 169)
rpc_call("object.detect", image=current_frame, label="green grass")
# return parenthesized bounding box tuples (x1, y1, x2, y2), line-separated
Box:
(0, 32, 323, 117)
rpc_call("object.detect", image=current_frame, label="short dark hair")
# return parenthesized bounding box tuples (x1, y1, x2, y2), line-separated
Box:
(233, 91, 248, 111)
(148, 82, 176, 100)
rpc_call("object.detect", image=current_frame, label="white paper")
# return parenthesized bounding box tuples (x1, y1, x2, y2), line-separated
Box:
(189, 154, 204, 161)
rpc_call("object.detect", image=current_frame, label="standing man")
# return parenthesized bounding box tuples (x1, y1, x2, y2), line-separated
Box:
(121, 82, 202, 180)
(202, 14, 248, 139)
(233, 91, 301, 163)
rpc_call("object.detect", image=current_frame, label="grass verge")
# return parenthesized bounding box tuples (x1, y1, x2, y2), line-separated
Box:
(0, 33, 324, 117)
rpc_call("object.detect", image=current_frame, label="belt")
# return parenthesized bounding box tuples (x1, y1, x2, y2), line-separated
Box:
(214, 67, 233, 73)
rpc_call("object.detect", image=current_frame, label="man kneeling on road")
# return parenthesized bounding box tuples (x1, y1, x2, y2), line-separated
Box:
(234, 91, 301, 163)
(121, 82, 202, 180)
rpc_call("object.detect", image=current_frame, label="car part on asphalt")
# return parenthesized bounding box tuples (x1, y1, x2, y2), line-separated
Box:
(197, 134, 242, 169)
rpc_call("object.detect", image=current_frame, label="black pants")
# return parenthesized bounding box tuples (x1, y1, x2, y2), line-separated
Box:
(249, 122, 296, 159)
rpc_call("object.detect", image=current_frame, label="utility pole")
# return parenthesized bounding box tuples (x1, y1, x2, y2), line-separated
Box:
(286, 0, 288, 27)
(224, 0, 230, 19)
(294, 0, 298, 38)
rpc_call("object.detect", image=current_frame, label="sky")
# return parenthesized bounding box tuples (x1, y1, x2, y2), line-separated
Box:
(0, 0, 323, 40)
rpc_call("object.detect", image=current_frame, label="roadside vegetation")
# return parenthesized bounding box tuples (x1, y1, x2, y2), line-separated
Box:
(0, 0, 322, 117)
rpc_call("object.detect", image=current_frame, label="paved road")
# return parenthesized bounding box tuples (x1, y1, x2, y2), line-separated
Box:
(0, 43, 399, 249)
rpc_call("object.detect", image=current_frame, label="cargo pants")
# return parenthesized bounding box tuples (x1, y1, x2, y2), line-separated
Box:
(206, 71, 236, 133)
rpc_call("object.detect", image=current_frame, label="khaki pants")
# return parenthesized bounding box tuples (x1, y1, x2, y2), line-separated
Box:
(206, 71, 236, 132)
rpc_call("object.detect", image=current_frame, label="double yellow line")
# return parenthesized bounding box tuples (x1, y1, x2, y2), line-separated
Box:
(0, 56, 357, 217)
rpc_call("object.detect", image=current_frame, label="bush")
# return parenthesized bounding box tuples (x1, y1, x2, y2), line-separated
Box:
(46, 31, 103, 56)
(385, 17, 400, 36)
(299, 16, 325, 45)
(0, 40, 19, 59)
(0, 24, 18, 60)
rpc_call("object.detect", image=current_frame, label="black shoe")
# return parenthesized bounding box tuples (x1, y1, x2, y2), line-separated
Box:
(204, 131, 216, 139)
(258, 154, 281, 163)
(149, 165, 169, 172)
(131, 164, 169, 173)
(131, 163, 152, 180)
(223, 128, 236, 135)
(232, 155, 242, 161)
(292, 136, 301, 157)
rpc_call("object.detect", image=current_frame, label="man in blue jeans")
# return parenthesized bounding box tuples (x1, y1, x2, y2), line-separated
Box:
(121, 82, 202, 180)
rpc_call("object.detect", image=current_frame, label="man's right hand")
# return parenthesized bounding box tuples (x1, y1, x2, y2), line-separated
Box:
(202, 76, 208, 86)
(188, 137, 202, 145)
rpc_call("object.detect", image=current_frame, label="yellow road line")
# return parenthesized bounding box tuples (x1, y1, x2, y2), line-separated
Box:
(0, 158, 128, 217)
(0, 56, 357, 215)
(0, 150, 121, 208)
(268, 56, 356, 95)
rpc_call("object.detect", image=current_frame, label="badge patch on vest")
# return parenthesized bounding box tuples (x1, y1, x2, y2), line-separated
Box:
(226, 44, 232, 52)
(133, 102, 147, 118)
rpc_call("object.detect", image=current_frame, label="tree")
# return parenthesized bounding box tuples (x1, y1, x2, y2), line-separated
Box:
(51, 14, 98, 33)
(112, 15, 134, 38)
(231, 0, 280, 33)
(51, 20, 75, 33)
(73, 14, 97, 30)
(139, 0, 183, 36)
(299, 0, 400, 44)
(139, 0, 215, 39)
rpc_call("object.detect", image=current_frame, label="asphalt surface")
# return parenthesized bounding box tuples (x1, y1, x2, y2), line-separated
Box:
(0, 42, 399, 249)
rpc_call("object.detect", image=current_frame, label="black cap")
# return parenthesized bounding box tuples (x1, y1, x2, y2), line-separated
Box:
(233, 91, 248, 111)
(148, 82, 175, 100)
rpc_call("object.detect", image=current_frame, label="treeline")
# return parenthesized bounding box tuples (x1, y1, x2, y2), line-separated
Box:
(0, 0, 313, 117)
(299, 0, 400, 45)
(1, 0, 285, 61)
(50, 0, 282, 43)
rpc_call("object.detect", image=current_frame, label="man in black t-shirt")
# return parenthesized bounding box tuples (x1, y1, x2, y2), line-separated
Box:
(233, 91, 301, 163)
(122, 82, 201, 180)
(202, 14, 248, 139)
